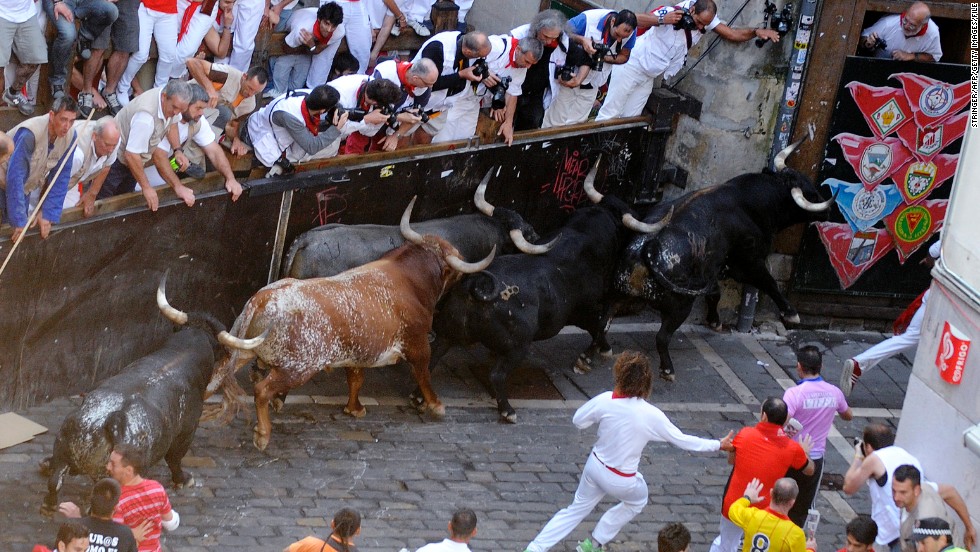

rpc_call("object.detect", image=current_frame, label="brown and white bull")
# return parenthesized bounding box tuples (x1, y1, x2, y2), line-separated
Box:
(206, 198, 495, 450)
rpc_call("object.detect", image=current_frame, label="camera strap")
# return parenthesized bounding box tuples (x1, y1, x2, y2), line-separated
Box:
(674, 5, 694, 49)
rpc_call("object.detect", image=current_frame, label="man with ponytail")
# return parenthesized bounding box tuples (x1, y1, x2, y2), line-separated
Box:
(285, 508, 362, 552)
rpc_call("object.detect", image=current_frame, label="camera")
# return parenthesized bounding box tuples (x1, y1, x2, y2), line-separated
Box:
(489, 75, 512, 110)
(853, 437, 864, 448)
(673, 8, 698, 31)
(554, 64, 574, 82)
(471, 58, 489, 80)
(871, 35, 887, 51)
(590, 40, 613, 72)
(755, 1, 793, 47)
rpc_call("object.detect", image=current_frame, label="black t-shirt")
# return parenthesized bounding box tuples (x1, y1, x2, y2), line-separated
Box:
(80, 516, 138, 552)
(522, 44, 558, 98)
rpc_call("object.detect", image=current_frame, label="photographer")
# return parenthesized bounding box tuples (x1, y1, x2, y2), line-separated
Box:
(238, 84, 346, 174)
(312, 74, 402, 159)
(510, 10, 589, 131)
(597, 0, 780, 121)
(411, 31, 492, 144)
(543, 9, 636, 127)
(345, 58, 440, 153)
(859, 2, 942, 62)
(477, 35, 543, 146)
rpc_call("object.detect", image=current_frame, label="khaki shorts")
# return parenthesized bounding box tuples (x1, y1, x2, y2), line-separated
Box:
(0, 15, 48, 66)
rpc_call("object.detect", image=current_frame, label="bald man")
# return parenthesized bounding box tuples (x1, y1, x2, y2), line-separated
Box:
(728, 478, 812, 552)
(860, 2, 942, 62)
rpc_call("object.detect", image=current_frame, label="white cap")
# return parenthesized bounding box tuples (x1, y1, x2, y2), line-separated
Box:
(929, 240, 941, 259)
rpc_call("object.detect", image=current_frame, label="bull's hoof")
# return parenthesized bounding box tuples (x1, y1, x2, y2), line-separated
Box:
(271, 397, 285, 413)
(40, 502, 57, 517)
(253, 429, 270, 451)
(782, 312, 801, 325)
(574, 356, 592, 374)
(38, 458, 52, 476)
(343, 406, 367, 418)
(408, 390, 425, 409)
(175, 474, 195, 489)
(429, 403, 446, 417)
(660, 370, 675, 382)
(500, 410, 517, 424)
(707, 321, 724, 332)
(599, 347, 614, 358)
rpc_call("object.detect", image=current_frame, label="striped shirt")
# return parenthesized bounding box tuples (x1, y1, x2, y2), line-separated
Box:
(728, 497, 807, 552)
(112, 479, 172, 552)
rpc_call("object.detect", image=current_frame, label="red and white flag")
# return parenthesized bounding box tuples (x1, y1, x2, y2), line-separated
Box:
(815, 222, 895, 289)
(895, 109, 969, 161)
(846, 82, 913, 138)
(833, 133, 915, 189)
(890, 73, 971, 128)
(883, 199, 947, 263)
(889, 153, 959, 205)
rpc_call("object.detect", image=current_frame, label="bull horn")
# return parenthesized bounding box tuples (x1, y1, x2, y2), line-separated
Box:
(446, 245, 496, 273)
(509, 229, 560, 254)
(400, 196, 425, 244)
(473, 169, 495, 216)
(156, 272, 188, 325)
(774, 135, 807, 171)
(583, 159, 603, 204)
(623, 206, 673, 234)
(791, 187, 836, 212)
(218, 329, 268, 350)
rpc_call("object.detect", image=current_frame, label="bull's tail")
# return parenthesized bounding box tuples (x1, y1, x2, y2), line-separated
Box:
(464, 271, 507, 302)
(103, 411, 127, 447)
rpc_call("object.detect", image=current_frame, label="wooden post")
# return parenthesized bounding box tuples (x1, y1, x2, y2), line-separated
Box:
(431, 1, 460, 33)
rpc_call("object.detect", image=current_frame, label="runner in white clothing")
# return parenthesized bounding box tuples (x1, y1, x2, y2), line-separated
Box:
(524, 351, 735, 552)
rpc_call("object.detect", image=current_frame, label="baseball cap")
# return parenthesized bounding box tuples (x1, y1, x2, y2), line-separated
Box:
(911, 518, 952, 542)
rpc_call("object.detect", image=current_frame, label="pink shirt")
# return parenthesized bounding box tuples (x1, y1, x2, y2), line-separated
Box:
(783, 377, 849, 458)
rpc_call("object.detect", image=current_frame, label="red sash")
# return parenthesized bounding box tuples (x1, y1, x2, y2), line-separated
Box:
(505, 37, 520, 67)
(893, 289, 926, 335)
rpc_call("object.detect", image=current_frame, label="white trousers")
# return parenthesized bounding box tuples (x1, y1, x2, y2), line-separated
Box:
(543, 85, 598, 128)
(431, 89, 479, 143)
(595, 61, 656, 121)
(226, 0, 264, 72)
(709, 517, 744, 552)
(526, 454, 648, 552)
(172, 0, 218, 78)
(854, 290, 928, 372)
(118, 5, 179, 102)
(336, 0, 371, 73)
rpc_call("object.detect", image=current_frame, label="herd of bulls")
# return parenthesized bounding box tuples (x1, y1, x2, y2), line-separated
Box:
(38, 142, 835, 514)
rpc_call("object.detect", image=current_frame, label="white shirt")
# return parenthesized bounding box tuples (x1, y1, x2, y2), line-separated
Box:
(126, 91, 171, 155)
(416, 538, 472, 552)
(285, 8, 346, 49)
(71, 139, 118, 183)
(574, 391, 720, 474)
(156, 117, 216, 154)
(631, 0, 722, 79)
(862, 14, 943, 62)
(3, 0, 37, 23)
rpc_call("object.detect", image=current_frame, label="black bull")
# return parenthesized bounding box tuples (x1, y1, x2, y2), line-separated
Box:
(419, 161, 671, 422)
(607, 158, 834, 379)
(282, 170, 541, 279)
(39, 277, 225, 514)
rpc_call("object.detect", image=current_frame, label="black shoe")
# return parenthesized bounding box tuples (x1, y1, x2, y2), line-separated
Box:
(77, 92, 95, 118)
(51, 84, 66, 100)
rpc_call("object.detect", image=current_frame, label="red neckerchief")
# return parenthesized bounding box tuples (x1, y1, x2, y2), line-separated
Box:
(396, 61, 415, 96)
(178, 1, 202, 42)
(355, 82, 371, 111)
(900, 12, 929, 37)
(312, 22, 334, 45)
(611, 391, 628, 399)
(601, 12, 612, 45)
(300, 98, 319, 136)
(505, 36, 520, 67)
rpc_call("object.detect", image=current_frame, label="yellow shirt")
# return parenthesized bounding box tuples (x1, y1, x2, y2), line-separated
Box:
(728, 497, 807, 552)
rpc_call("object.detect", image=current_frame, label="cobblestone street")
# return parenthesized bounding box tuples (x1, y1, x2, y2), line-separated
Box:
(0, 319, 912, 552)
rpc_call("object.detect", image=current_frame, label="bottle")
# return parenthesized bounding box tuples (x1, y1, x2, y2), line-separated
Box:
(169, 155, 180, 171)
(804, 508, 820, 538)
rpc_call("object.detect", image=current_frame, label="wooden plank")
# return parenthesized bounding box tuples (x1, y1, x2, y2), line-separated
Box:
(864, 0, 972, 19)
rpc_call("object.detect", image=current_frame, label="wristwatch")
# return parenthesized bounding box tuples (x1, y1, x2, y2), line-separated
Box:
(658, 13, 665, 26)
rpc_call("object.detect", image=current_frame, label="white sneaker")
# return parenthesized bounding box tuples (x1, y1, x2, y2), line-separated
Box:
(390, 24, 400, 36)
(408, 19, 431, 36)
(263, 88, 282, 99)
